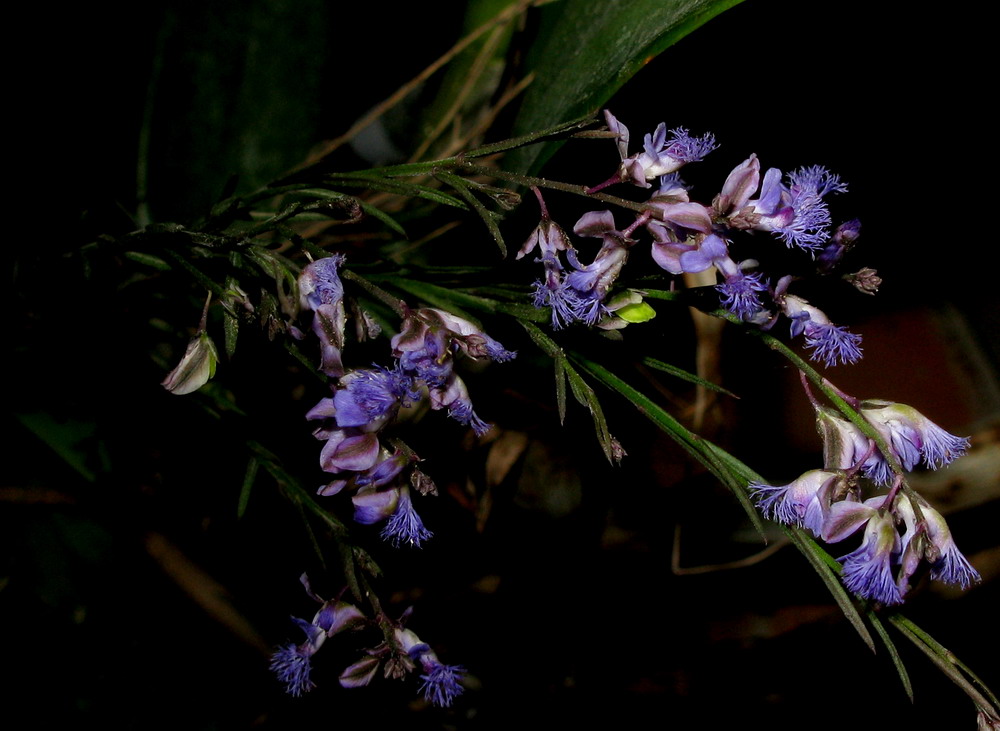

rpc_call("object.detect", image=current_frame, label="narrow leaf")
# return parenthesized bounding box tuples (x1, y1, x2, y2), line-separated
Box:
(123, 251, 172, 270)
(436, 172, 507, 257)
(554, 357, 567, 425)
(327, 176, 470, 209)
(868, 609, 914, 701)
(237, 456, 259, 519)
(641, 356, 738, 397)
(564, 362, 614, 461)
(786, 528, 875, 651)
(358, 200, 406, 236)
(571, 353, 764, 535)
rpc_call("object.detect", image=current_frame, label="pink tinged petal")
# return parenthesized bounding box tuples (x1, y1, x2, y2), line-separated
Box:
(822, 500, 877, 543)
(339, 656, 381, 688)
(352, 486, 400, 524)
(314, 601, 366, 636)
(320, 433, 380, 473)
(317, 479, 348, 497)
(305, 397, 337, 421)
(921, 504, 981, 589)
(651, 240, 697, 275)
(651, 201, 713, 233)
(603, 109, 630, 160)
(839, 513, 904, 605)
(162, 332, 218, 395)
(573, 210, 618, 238)
(390, 316, 429, 355)
(718, 154, 761, 213)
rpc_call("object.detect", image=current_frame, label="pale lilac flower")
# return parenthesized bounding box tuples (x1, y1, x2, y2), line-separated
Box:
(332, 366, 415, 428)
(419, 662, 466, 708)
(817, 219, 861, 273)
(271, 575, 366, 696)
(381, 486, 433, 548)
(517, 217, 571, 261)
(782, 294, 863, 366)
(602, 111, 716, 188)
(353, 484, 433, 547)
(860, 400, 970, 471)
(395, 628, 466, 707)
(714, 154, 761, 217)
(747, 165, 847, 251)
(162, 331, 218, 395)
(839, 509, 904, 606)
(299, 255, 348, 377)
(814, 405, 892, 484)
(749, 469, 845, 534)
(651, 233, 767, 320)
(898, 500, 981, 590)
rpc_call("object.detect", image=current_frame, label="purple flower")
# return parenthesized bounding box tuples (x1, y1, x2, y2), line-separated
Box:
(299, 255, 348, 377)
(748, 166, 847, 251)
(782, 294, 862, 366)
(395, 628, 466, 707)
(532, 267, 589, 330)
(714, 154, 761, 216)
(817, 219, 862, 273)
(909, 501, 981, 590)
(814, 405, 892, 484)
(651, 233, 767, 319)
(517, 217, 571, 261)
(332, 366, 415, 428)
(271, 575, 366, 696)
(271, 641, 317, 697)
(860, 400, 970, 471)
(749, 469, 845, 534)
(381, 486, 433, 548)
(419, 662, 466, 708)
(602, 111, 716, 188)
(839, 510, 904, 606)
(715, 265, 768, 321)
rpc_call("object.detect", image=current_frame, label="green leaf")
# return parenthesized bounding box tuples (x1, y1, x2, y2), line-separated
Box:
(570, 353, 765, 536)
(357, 201, 406, 237)
(786, 528, 875, 652)
(564, 362, 615, 462)
(554, 357, 567, 425)
(508, 0, 745, 174)
(640, 356, 738, 397)
(327, 175, 470, 209)
(123, 251, 172, 271)
(237, 456, 259, 519)
(388, 279, 489, 323)
(868, 609, 914, 701)
(436, 172, 507, 257)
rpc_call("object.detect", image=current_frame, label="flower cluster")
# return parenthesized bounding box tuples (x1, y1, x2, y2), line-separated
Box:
(298, 257, 515, 546)
(271, 577, 464, 706)
(750, 399, 977, 605)
(341, 625, 467, 708)
(270, 575, 366, 697)
(520, 111, 869, 366)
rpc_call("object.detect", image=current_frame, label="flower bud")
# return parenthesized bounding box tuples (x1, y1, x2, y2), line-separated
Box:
(161, 331, 218, 395)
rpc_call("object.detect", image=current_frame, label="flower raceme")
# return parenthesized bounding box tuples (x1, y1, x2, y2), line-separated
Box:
(270, 576, 366, 697)
(522, 111, 869, 368)
(272, 578, 465, 707)
(750, 398, 976, 605)
(814, 402, 970, 485)
(296, 258, 515, 547)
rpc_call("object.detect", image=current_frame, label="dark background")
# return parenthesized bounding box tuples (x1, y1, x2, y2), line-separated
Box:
(7, 1, 998, 728)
